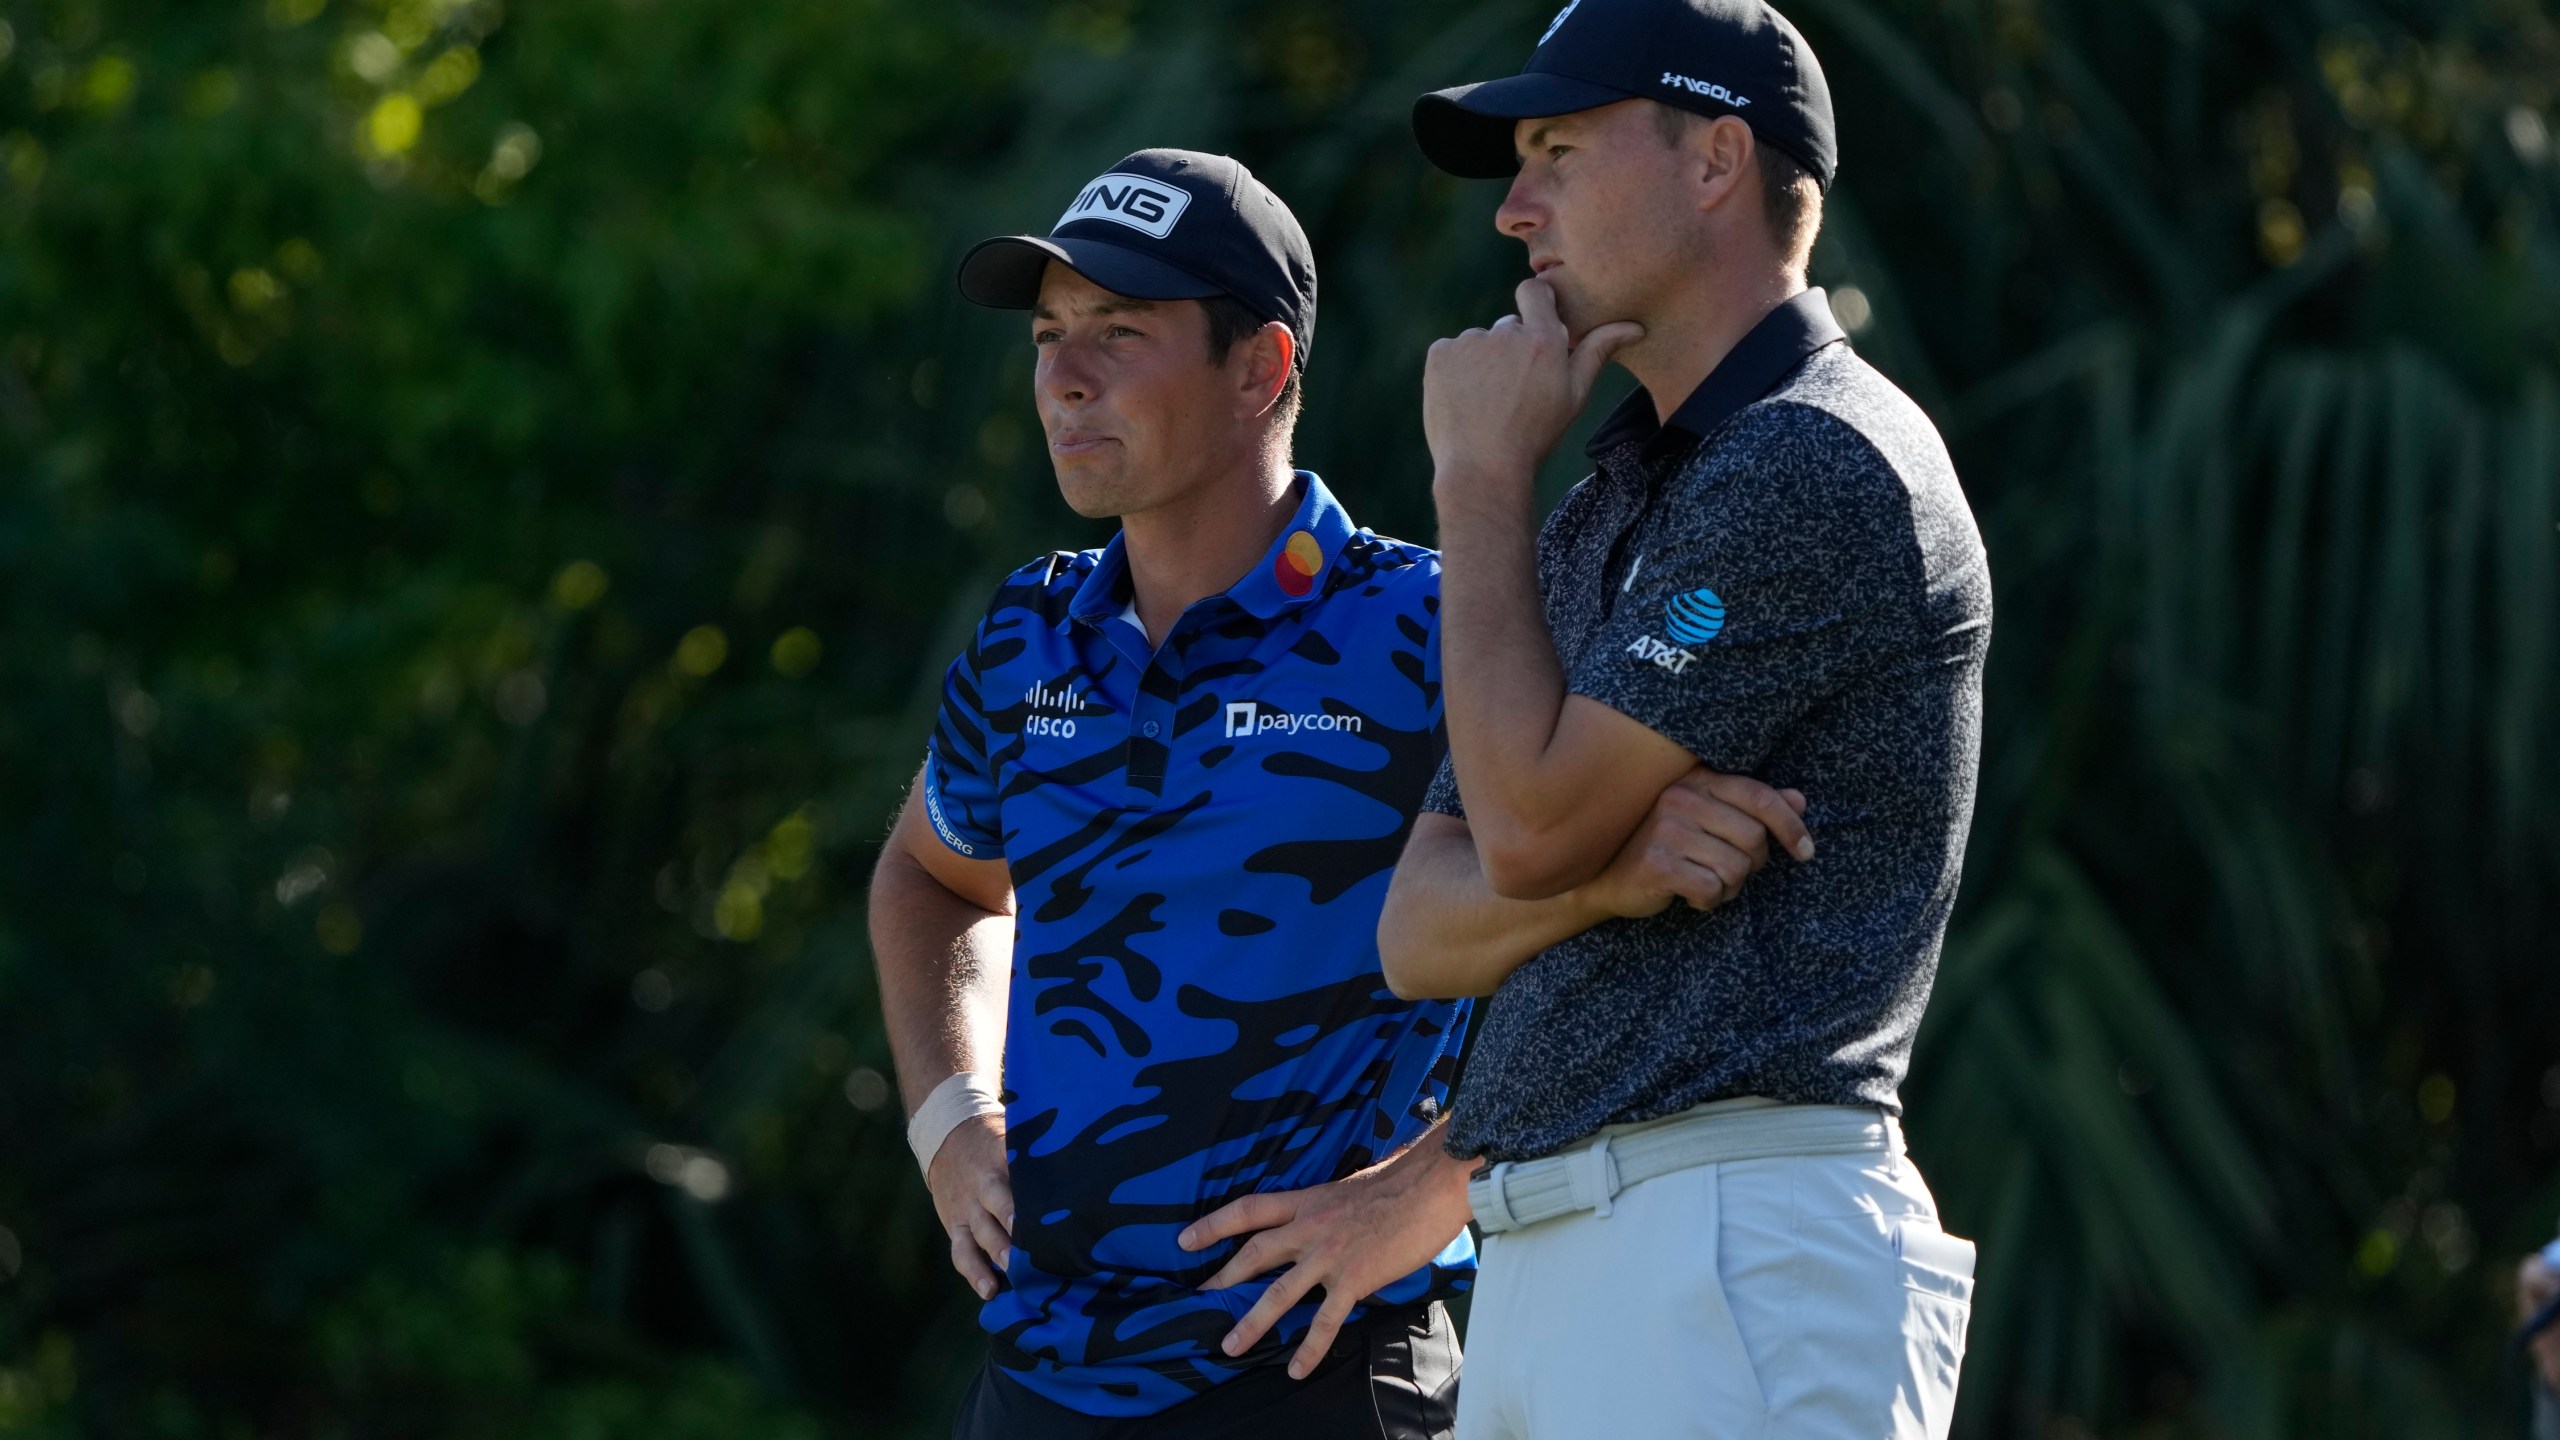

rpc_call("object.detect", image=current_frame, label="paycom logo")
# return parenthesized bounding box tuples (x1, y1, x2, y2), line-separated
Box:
(1663, 587, 1727, 646)
(1224, 700, 1362, 740)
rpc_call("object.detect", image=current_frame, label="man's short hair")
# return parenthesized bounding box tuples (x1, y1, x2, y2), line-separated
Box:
(1652, 104, 1822, 271)
(1200, 293, 1303, 433)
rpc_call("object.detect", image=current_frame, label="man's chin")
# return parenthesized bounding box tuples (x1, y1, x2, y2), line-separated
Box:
(1051, 467, 1130, 521)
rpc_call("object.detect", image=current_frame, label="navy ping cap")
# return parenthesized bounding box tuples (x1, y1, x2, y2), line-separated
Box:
(1413, 0, 1837, 191)
(958, 149, 1318, 367)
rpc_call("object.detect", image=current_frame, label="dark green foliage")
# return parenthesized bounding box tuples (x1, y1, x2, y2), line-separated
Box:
(0, 0, 2553, 1435)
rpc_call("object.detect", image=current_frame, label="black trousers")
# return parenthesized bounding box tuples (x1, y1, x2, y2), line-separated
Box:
(953, 1303, 1460, 1440)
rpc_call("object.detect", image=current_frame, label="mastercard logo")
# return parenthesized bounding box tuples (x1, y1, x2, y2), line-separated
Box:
(1273, 530, 1323, 598)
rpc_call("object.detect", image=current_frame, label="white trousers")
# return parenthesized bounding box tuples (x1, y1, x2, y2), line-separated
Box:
(1456, 1145, 1973, 1439)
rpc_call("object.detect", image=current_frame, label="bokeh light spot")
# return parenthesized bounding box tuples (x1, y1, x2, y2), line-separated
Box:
(229, 267, 286, 313)
(2416, 1073, 2455, 1124)
(770, 626, 822, 677)
(185, 69, 239, 119)
(550, 559, 609, 610)
(714, 883, 763, 941)
(2257, 197, 2306, 266)
(765, 807, 815, 880)
(844, 1068, 890, 1112)
(2355, 1228, 2397, 1276)
(82, 55, 136, 112)
(415, 47, 479, 106)
(2, 133, 45, 191)
(678, 1155, 731, 1203)
(642, 1144, 732, 1203)
(276, 237, 323, 282)
(475, 123, 542, 204)
(674, 625, 728, 677)
(631, 968, 674, 1012)
(2506, 106, 2548, 163)
(1832, 285, 1873, 333)
(494, 669, 547, 726)
(365, 93, 423, 156)
(346, 32, 400, 85)
(275, 853, 330, 906)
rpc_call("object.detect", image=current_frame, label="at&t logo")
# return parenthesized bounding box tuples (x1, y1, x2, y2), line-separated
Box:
(1626, 586, 1725, 675)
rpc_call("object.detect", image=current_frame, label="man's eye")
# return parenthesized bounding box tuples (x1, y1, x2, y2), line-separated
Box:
(1033, 330, 1061, 345)
(1106, 324, 1141, 339)
(1548, 144, 1571, 162)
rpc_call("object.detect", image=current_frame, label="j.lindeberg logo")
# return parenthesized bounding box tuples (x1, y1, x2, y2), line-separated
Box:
(1660, 73, 1751, 107)
(924, 782, 975, 857)
(1057, 173, 1192, 240)
(1224, 701, 1364, 740)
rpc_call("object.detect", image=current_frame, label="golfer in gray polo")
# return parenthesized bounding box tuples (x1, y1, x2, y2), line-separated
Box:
(1375, 0, 1992, 1435)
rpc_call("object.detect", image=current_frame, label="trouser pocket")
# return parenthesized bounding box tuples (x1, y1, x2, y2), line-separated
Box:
(1367, 1301, 1461, 1440)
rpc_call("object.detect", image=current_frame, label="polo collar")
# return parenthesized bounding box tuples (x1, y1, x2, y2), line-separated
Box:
(1065, 470, 1358, 631)
(1585, 288, 1848, 465)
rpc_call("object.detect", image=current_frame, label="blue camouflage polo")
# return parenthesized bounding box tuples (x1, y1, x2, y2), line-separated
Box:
(924, 473, 1474, 1416)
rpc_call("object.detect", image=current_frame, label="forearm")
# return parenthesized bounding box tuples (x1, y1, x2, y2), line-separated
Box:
(1379, 816, 1608, 999)
(1432, 467, 1576, 842)
(868, 843, 1012, 1112)
(1378, 1114, 1479, 1222)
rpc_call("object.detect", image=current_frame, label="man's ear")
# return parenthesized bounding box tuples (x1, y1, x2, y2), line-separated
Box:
(1235, 321, 1297, 421)
(1688, 114, 1756, 215)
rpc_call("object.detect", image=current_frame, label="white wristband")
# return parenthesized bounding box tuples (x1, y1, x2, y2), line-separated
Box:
(907, 1070, 1005, 1177)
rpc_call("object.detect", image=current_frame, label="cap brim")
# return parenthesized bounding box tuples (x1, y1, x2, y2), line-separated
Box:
(1411, 73, 1641, 178)
(956, 235, 1224, 309)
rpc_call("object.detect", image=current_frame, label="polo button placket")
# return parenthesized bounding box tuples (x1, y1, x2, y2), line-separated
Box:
(1123, 643, 1180, 805)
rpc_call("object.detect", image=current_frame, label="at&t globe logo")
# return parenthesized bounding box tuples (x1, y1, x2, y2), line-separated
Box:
(1663, 587, 1726, 646)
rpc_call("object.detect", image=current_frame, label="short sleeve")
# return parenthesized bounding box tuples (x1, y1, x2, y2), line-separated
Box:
(1420, 754, 1464, 818)
(1568, 411, 1921, 774)
(923, 647, 1005, 860)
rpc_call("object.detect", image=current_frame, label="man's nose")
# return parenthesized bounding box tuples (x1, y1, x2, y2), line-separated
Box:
(1496, 173, 1544, 239)
(1040, 342, 1097, 406)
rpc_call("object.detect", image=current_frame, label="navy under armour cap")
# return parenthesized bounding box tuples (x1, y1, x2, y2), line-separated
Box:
(1413, 0, 1837, 191)
(958, 149, 1318, 366)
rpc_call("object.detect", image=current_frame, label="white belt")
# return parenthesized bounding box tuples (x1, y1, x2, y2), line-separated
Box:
(1468, 1097, 1902, 1235)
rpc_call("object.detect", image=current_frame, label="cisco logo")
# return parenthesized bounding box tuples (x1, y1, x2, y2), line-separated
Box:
(1022, 679, 1103, 738)
(1663, 587, 1726, 646)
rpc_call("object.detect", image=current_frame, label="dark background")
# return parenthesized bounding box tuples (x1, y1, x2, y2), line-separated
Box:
(3, 0, 2557, 1434)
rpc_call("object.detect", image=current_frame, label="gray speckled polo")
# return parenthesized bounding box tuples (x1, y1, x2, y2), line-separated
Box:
(1425, 289, 1992, 1165)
